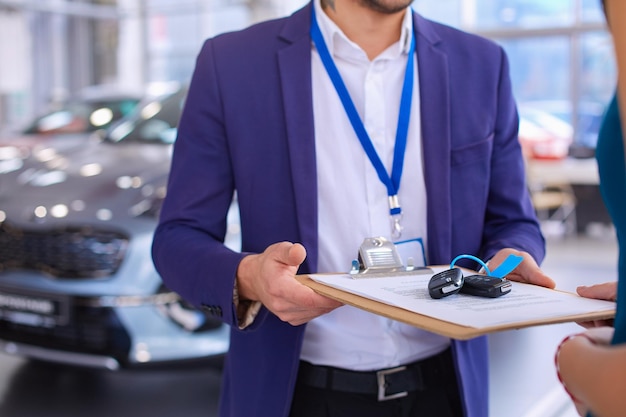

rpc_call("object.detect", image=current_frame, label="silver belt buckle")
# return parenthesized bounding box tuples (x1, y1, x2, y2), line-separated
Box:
(376, 365, 408, 401)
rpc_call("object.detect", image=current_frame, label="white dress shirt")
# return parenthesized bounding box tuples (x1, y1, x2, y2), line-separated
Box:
(299, 0, 450, 371)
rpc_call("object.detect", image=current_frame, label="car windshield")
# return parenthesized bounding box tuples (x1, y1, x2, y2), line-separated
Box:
(23, 98, 139, 135)
(103, 85, 187, 145)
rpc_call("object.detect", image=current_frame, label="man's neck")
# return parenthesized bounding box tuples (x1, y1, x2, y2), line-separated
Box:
(321, 1, 407, 60)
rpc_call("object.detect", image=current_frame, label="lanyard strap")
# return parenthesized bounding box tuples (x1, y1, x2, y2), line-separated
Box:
(310, 8, 416, 225)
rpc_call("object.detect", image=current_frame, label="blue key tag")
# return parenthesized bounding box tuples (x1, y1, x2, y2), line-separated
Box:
(489, 254, 523, 278)
(445, 253, 521, 298)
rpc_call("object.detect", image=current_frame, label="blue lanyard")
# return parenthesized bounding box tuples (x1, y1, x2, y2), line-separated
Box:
(310, 8, 416, 238)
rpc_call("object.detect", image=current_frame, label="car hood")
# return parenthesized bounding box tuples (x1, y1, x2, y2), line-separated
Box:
(0, 137, 171, 229)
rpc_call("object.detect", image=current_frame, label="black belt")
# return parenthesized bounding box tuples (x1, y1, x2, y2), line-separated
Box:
(297, 348, 453, 402)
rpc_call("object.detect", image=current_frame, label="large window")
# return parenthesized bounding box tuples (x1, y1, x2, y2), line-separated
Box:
(413, 0, 615, 152)
(0, 0, 616, 150)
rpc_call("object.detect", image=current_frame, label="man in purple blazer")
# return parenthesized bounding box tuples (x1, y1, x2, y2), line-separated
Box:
(152, 1, 555, 416)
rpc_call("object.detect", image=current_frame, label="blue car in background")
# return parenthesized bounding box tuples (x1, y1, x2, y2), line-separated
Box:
(21, 85, 141, 136)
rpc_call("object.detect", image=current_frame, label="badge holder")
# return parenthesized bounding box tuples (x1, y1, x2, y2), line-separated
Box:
(348, 237, 432, 278)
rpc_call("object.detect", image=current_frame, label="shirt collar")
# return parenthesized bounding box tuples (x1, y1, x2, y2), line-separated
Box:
(313, 0, 414, 60)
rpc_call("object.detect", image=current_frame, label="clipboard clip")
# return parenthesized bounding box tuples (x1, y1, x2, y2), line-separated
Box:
(349, 237, 431, 278)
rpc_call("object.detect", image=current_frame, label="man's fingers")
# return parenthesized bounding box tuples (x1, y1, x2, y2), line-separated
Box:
(507, 267, 556, 288)
(271, 242, 307, 267)
(266, 279, 342, 325)
(507, 265, 555, 288)
(492, 249, 556, 288)
(520, 268, 555, 289)
(294, 285, 343, 310)
(287, 243, 307, 266)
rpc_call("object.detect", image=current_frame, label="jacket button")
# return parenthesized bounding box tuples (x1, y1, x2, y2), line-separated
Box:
(201, 304, 223, 317)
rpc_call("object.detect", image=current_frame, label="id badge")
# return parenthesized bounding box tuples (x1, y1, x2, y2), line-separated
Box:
(394, 237, 427, 268)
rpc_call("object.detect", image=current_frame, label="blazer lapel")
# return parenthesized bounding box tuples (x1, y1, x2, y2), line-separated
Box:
(277, 5, 319, 272)
(413, 13, 453, 263)
(273, 7, 454, 269)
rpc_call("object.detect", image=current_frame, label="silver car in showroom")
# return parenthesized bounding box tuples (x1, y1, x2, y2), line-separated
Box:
(0, 83, 233, 370)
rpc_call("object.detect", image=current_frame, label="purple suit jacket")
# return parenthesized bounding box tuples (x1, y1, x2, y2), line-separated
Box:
(152, 4, 545, 417)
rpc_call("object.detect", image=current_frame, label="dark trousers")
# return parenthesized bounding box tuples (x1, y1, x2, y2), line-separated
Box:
(289, 348, 463, 417)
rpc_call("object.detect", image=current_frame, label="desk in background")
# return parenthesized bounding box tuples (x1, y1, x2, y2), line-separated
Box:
(527, 157, 599, 186)
(526, 157, 611, 235)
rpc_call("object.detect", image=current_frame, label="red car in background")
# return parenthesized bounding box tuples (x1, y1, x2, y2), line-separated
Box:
(518, 105, 574, 160)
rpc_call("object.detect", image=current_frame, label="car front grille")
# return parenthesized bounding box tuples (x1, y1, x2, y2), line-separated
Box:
(0, 223, 129, 278)
(0, 304, 132, 364)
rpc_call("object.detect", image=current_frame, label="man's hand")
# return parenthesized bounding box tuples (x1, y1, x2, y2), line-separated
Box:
(489, 248, 555, 288)
(236, 242, 343, 326)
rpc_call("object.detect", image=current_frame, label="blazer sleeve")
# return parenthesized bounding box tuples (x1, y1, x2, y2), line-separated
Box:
(151, 38, 246, 328)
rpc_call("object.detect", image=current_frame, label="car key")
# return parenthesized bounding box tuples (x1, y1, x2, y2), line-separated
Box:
(428, 268, 464, 299)
(460, 274, 512, 298)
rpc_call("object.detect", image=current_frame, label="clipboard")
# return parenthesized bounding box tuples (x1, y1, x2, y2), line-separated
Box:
(295, 237, 616, 340)
(295, 273, 615, 340)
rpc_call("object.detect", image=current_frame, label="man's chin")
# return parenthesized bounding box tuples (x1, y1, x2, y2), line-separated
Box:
(359, 0, 414, 15)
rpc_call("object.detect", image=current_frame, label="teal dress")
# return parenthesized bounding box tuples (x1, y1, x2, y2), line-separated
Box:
(595, 92, 626, 344)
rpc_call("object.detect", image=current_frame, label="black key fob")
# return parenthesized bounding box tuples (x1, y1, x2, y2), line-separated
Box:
(460, 275, 512, 298)
(428, 268, 464, 299)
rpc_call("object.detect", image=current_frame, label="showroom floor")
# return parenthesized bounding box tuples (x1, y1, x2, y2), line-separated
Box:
(541, 225, 619, 417)
(0, 358, 223, 417)
(0, 227, 618, 417)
